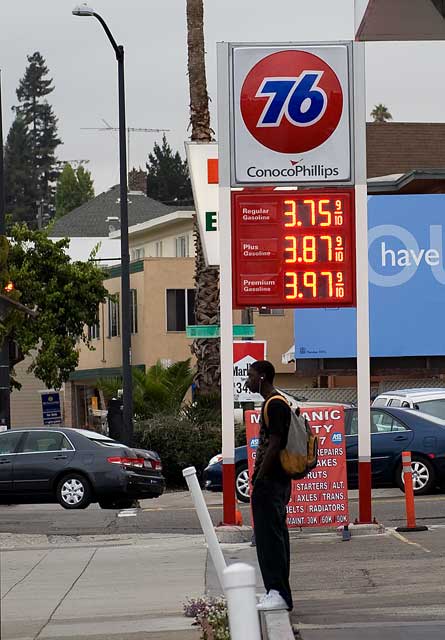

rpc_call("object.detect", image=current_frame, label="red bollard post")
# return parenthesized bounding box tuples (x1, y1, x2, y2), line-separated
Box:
(396, 451, 428, 533)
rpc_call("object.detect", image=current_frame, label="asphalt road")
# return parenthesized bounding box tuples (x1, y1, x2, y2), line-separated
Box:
(0, 487, 444, 535)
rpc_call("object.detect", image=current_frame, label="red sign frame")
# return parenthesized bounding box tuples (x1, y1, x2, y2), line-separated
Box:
(245, 406, 349, 529)
(232, 189, 356, 308)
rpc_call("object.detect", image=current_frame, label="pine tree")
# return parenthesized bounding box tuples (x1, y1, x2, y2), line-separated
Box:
(14, 52, 62, 222)
(55, 163, 95, 219)
(4, 115, 36, 225)
(146, 135, 192, 205)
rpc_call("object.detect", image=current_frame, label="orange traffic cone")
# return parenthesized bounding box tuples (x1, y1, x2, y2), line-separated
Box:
(235, 496, 243, 526)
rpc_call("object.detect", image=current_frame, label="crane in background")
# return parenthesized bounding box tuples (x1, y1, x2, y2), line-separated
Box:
(81, 119, 170, 172)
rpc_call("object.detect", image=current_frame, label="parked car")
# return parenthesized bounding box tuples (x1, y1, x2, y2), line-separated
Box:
(0, 428, 165, 509)
(372, 388, 445, 420)
(203, 407, 445, 502)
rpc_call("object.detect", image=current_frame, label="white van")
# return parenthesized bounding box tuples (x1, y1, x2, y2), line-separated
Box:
(372, 388, 445, 420)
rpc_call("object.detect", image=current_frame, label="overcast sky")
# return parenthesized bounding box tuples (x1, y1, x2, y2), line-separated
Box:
(1, 0, 444, 195)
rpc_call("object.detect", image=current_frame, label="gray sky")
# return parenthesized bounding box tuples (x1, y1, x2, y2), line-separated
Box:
(1, 0, 444, 195)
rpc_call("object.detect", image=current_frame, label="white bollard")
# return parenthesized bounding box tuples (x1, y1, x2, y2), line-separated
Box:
(223, 563, 261, 640)
(183, 466, 227, 589)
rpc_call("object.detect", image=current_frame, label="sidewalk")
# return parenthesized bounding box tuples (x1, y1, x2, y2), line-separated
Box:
(1, 534, 204, 640)
(206, 524, 445, 639)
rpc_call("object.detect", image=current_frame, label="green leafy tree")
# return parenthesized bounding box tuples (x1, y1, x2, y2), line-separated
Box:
(146, 135, 192, 204)
(55, 163, 95, 219)
(99, 359, 194, 419)
(14, 52, 62, 222)
(370, 104, 393, 123)
(1, 226, 107, 389)
(4, 115, 36, 226)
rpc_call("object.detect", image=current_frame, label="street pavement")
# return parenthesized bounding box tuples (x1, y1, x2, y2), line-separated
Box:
(1, 488, 445, 639)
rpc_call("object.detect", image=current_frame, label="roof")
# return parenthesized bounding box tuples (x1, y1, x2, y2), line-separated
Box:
(367, 169, 445, 195)
(49, 186, 176, 238)
(356, 0, 445, 41)
(367, 123, 445, 179)
(377, 388, 445, 400)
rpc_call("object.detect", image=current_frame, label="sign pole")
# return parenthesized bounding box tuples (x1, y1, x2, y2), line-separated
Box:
(353, 41, 372, 523)
(217, 42, 236, 525)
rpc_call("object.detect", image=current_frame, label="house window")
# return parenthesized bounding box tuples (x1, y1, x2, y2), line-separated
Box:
(175, 235, 189, 258)
(133, 247, 145, 260)
(88, 315, 100, 340)
(155, 241, 163, 257)
(166, 289, 196, 331)
(258, 307, 285, 316)
(130, 289, 138, 334)
(108, 295, 120, 337)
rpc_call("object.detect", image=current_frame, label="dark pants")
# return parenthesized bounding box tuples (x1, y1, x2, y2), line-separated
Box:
(251, 477, 293, 610)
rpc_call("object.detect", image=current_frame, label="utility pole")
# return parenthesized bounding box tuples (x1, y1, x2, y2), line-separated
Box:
(81, 120, 170, 172)
(0, 70, 10, 429)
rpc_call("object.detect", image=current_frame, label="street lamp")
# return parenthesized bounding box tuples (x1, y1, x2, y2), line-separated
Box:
(73, 4, 133, 444)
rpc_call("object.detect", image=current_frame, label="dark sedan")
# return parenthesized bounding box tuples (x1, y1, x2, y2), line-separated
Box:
(0, 428, 165, 509)
(203, 407, 445, 501)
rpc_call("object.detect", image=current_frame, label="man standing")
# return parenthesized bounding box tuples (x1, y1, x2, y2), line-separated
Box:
(246, 360, 293, 611)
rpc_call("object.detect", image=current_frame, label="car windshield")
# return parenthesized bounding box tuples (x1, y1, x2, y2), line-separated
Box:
(416, 399, 445, 420)
(73, 429, 126, 448)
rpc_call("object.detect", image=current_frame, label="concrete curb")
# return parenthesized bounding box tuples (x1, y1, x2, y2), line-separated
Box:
(260, 610, 295, 640)
(215, 525, 253, 543)
(340, 522, 386, 536)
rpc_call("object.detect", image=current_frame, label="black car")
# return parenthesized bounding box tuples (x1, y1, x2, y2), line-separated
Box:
(0, 427, 165, 509)
(203, 407, 445, 501)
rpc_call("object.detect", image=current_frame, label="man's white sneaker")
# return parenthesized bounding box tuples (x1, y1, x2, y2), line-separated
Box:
(256, 589, 288, 611)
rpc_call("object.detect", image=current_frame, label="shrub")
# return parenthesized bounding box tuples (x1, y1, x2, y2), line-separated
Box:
(134, 413, 222, 487)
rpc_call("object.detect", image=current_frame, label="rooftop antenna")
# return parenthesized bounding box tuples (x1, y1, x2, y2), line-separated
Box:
(81, 119, 170, 172)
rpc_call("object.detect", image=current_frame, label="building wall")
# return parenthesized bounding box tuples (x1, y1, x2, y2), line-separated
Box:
(77, 258, 195, 373)
(10, 357, 45, 427)
(129, 221, 195, 260)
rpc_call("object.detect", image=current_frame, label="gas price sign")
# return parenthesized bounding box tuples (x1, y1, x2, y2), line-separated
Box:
(232, 190, 356, 308)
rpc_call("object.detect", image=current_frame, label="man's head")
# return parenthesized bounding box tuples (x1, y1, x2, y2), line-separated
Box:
(246, 360, 275, 396)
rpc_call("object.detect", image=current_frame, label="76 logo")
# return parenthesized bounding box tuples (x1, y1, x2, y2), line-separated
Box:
(256, 71, 327, 128)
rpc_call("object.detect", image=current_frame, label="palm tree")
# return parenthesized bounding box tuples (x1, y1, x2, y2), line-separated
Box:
(186, 0, 220, 395)
(370, 104, 393, 123)
(98, 359, 194, 419)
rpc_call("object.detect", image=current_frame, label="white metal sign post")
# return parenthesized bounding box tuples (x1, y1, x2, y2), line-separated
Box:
(217, 42, 237, 525)
(353, 41, 372, 523)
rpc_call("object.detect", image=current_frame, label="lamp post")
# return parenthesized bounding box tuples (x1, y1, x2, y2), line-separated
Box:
(73, 5, 133, 444)
(0, 69, 11, 430)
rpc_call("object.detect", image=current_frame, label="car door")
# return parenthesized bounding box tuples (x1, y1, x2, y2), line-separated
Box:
(0, 431, 24, 495)
(344, 409, 414, 486)
(13, 431, 75, 497)
(369, 410, 414, 483)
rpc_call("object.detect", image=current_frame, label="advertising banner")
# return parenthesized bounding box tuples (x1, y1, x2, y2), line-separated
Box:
(245, 405, 349, 528)
(233, 341, 266, 402)
(295, 194, 445, 358)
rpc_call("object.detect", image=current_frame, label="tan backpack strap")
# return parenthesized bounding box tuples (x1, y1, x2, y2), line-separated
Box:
(264, 394, 289, 427)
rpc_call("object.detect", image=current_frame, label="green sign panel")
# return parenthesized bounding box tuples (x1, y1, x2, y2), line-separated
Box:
(186, 325, 255, 339)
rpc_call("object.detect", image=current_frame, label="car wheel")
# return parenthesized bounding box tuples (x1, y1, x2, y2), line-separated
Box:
(396, 457, 435, 496)
(236, 464, 250, 503)
(56, 473, 92, 509)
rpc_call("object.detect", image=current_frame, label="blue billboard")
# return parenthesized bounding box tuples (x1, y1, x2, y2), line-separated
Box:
(295, 194, 445, 358)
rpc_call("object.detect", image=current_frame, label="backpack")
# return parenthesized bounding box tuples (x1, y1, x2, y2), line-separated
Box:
(264, 395, 318, 480)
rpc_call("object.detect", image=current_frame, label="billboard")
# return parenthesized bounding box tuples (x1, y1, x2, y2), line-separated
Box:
(295, 194, 445, 358)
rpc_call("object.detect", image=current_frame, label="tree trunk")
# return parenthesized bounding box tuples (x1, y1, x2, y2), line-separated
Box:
(186, 0, 220, 396)
(186, 0, 213, 142)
